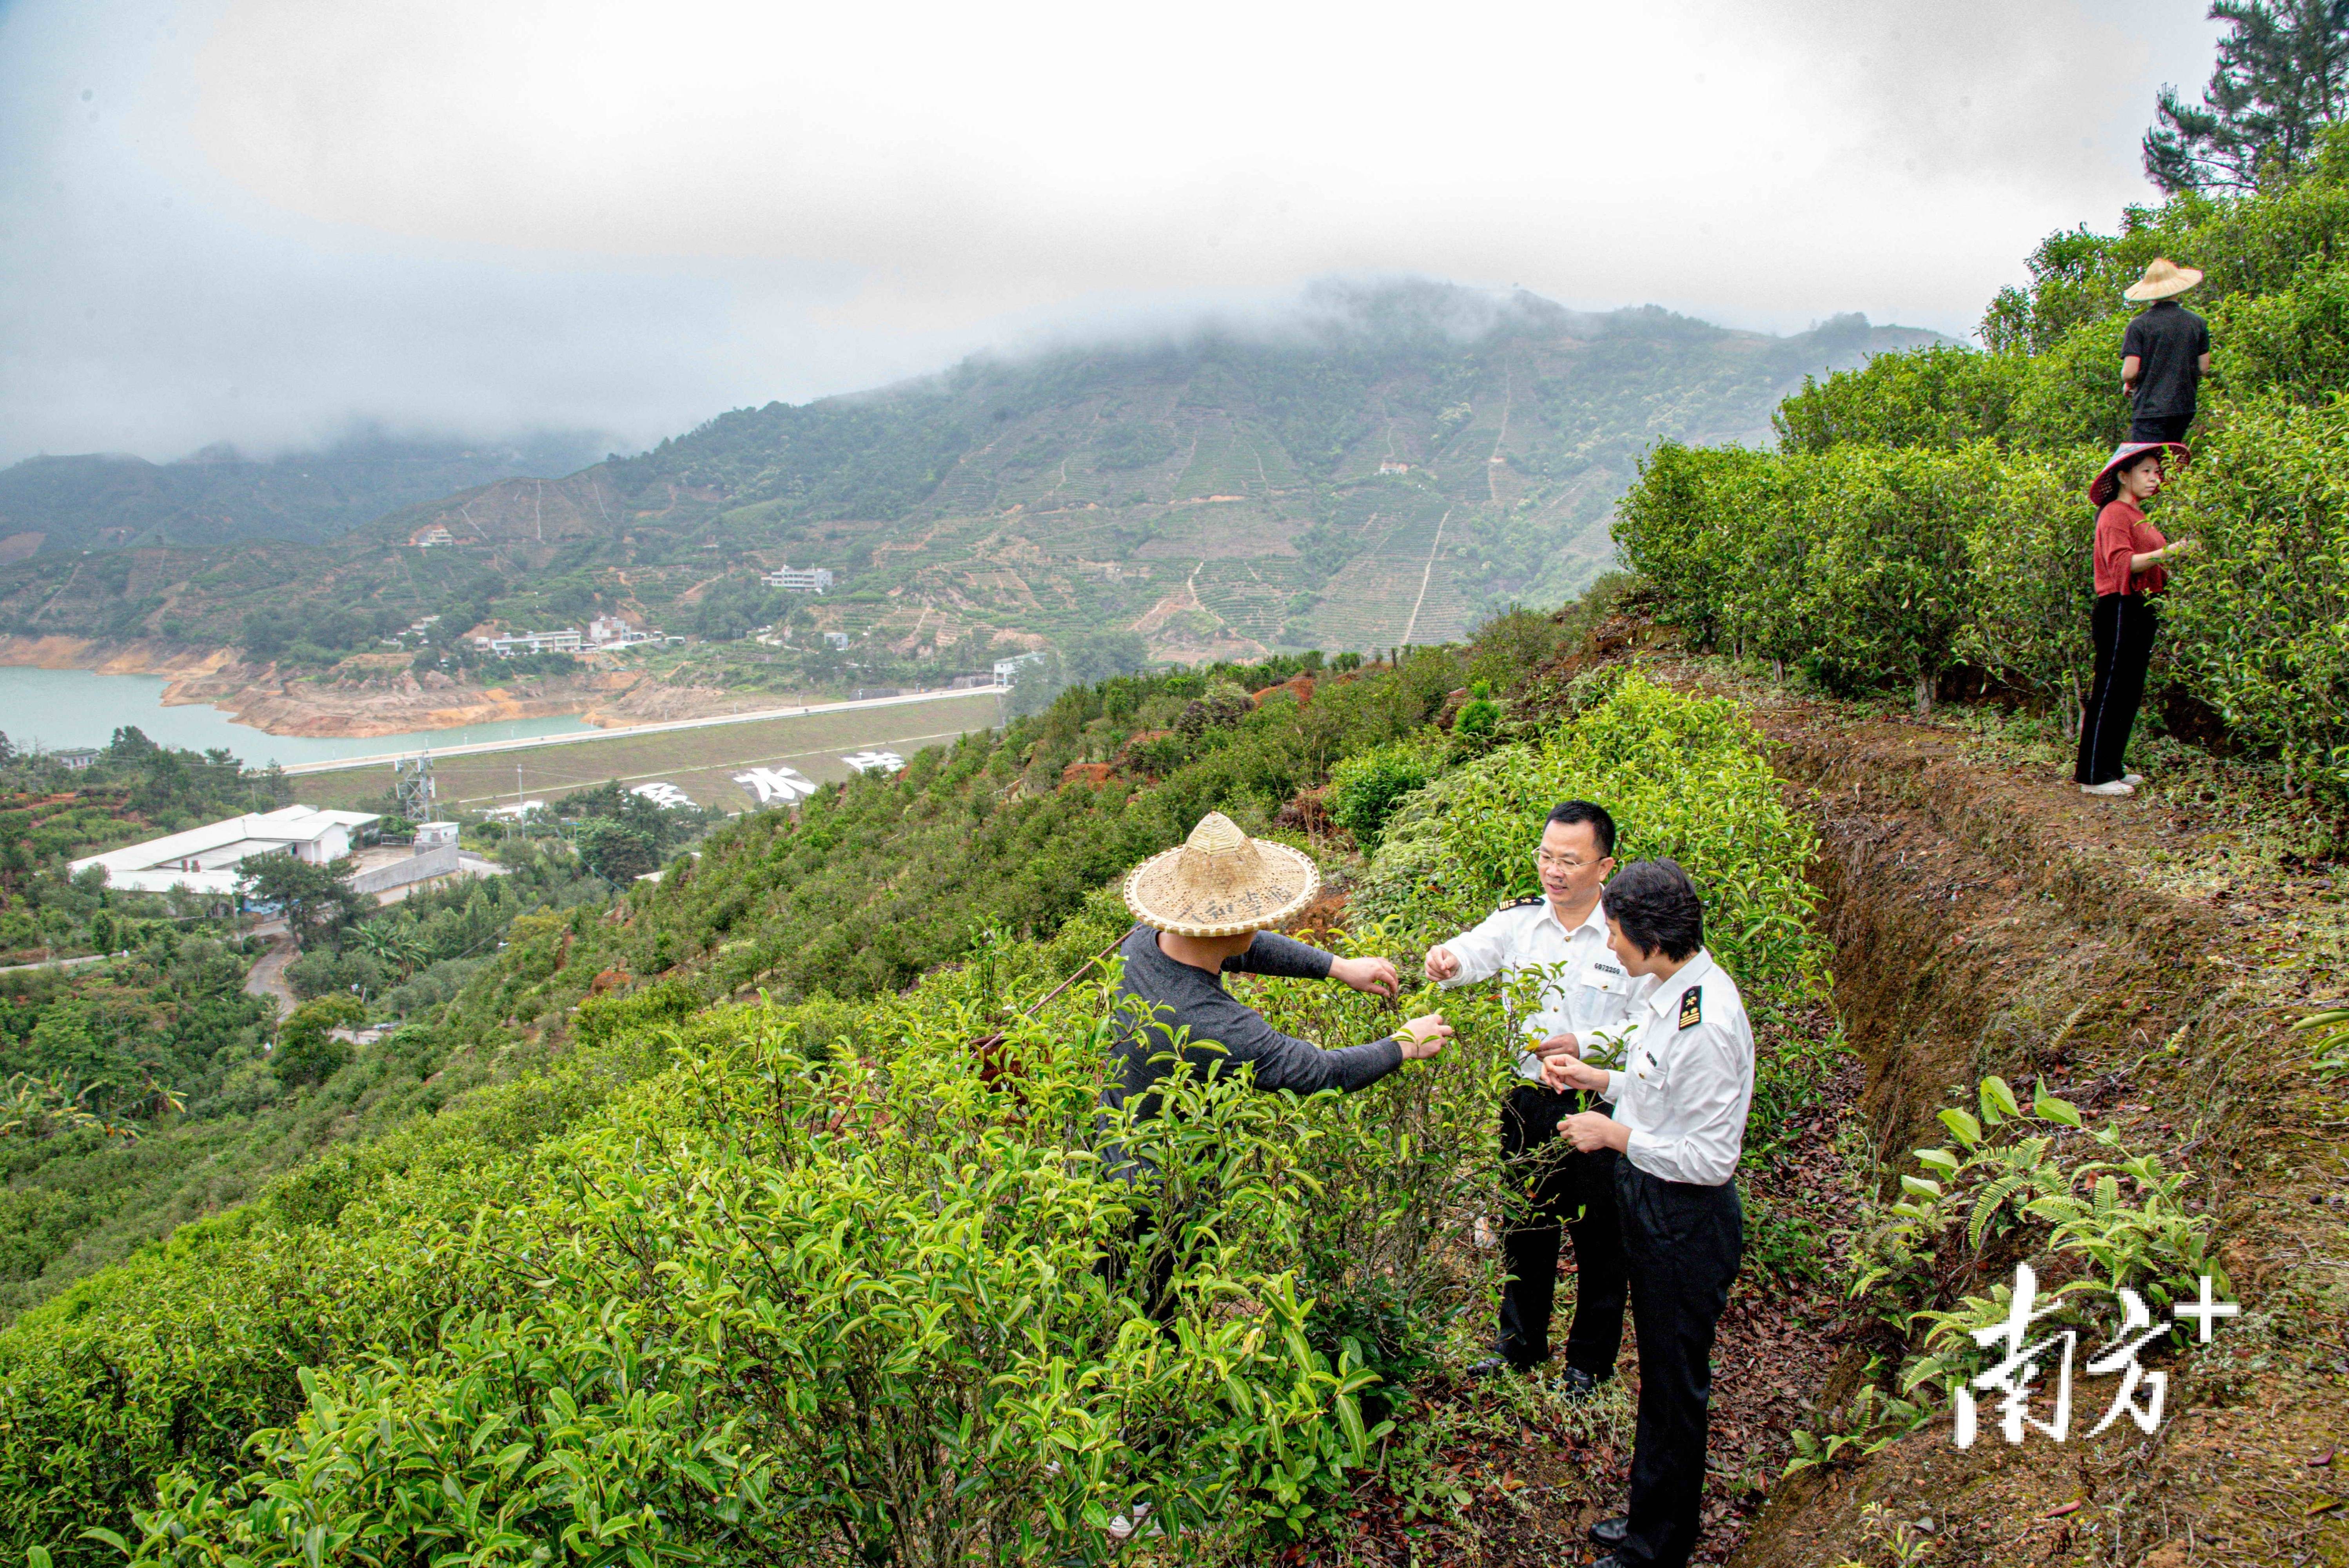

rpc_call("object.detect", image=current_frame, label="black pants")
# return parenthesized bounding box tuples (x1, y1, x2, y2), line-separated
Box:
(1497, 1084, 1628, 1374)
(2074, 593, 2157, 785)
(2128, 410, 2192, 444)
(1615, 1160, 1743, 1568)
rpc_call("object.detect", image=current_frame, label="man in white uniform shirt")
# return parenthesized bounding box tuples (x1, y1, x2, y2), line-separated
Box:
(1550, 857, 1752, 1568)
(1423, 800, 1641, 1392)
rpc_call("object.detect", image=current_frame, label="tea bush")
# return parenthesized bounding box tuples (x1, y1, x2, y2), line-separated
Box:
(1790, 1075, 2227, 1475)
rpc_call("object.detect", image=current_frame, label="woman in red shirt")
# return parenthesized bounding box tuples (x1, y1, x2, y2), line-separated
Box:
(2075, 442, 2198, 797)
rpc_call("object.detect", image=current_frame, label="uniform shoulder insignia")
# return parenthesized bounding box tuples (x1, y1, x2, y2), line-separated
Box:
(1677, 985, 1703, 1029)
(1498, 895, 1545, 911)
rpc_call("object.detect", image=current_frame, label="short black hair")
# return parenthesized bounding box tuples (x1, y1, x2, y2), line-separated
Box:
(1601, 857, 1704, 961)
(1545, 799, 1617, 858)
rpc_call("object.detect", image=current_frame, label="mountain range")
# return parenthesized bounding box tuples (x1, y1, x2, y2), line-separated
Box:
(0, 282, 1945, 663)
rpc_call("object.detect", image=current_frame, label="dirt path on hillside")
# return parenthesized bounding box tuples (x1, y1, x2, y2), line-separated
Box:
(1715, 688, 2347, 1568)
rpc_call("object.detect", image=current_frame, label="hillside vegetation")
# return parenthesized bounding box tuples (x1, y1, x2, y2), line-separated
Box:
(0, 735, 685, 1319)
(0, 432, 608, 557)
(1617, 126, 2349, 796)
(0, 602, 1854, 1561)
(0, 284, 1939, 690)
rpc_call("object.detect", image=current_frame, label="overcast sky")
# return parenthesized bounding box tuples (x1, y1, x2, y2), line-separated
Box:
(0, 0, 2225, 466)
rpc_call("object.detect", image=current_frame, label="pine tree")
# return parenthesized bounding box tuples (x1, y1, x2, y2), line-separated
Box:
(2144, 0, 2349, 193)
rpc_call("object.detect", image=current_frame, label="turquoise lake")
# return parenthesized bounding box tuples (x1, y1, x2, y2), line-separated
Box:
(0, 666, 595, 767)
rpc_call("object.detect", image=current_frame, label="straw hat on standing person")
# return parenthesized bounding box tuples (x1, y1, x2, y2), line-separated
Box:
(2123, 257, 2203, 302)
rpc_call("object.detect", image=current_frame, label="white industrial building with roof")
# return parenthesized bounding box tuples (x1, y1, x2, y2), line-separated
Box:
(71, 806, 380, 896)
(68, 805, 473, 902)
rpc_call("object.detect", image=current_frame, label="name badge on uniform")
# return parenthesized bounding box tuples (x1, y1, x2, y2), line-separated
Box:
(1581, 960, 1625, 993)
(1677, 985, 1703, 1029)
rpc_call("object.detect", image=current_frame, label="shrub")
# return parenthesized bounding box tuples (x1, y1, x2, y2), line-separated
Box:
(272, 996, 365, 1086)
(1956, 449, 2106, 725)
(1325, 743, 1437, 850)
(1794, 1076, 2227, 1475)
(2162, 397, 2349, 794)
(1790, 447, 1980, 710)
(1773, 343, 2031, 453)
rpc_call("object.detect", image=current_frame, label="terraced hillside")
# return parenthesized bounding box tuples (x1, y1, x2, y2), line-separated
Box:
(0, 283, 1942, 666)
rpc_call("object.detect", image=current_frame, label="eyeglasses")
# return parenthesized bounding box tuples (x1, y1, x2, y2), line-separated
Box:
(1533, 851, 1604, 872)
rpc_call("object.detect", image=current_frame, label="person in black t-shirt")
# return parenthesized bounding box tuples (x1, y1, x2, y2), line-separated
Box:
(2120, 257, 2211, 444)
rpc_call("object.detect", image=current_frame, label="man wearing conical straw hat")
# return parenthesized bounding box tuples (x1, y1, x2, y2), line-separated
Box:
(1104, 811, 1452, 1126)
(2120, 256, 2211, 445)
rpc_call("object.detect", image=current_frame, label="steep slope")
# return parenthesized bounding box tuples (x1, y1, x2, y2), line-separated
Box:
(0, 283, 1942, 664)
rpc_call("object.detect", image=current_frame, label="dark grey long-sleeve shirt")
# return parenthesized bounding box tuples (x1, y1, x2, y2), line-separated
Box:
(1100, 923, 1406, 1121)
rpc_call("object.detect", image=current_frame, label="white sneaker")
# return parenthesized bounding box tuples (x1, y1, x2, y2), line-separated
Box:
(2122, 773, 2146, 787)
(2080, 780, 2135, 797)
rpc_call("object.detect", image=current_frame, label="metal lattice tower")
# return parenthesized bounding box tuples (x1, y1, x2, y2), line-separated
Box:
(392, 754, 436, 821)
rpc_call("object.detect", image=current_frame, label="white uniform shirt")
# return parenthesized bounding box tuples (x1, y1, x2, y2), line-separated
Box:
(1438, 896, 1648, 1082)
(1597, 948, 1754, 1187)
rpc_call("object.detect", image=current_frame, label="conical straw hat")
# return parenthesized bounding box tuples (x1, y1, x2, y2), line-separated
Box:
(1123, 811, 1320, 937)
(2124, 257, 2203, 302)
(2088, 440, 2190, 506)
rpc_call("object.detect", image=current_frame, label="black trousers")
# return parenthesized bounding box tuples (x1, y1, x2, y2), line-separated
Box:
(1616, 1160, 1743, 1568)
(2127, 410, 2192, 443)
(1497, 1084, 1628, 1374)
(2074, 593, 2158, 785)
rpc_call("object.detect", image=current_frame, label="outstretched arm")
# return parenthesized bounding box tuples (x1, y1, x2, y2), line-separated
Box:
(1227, 930, 1398, 998)
(1214, 1002, 1450, 1096)
(1224, 930, 1333, 979)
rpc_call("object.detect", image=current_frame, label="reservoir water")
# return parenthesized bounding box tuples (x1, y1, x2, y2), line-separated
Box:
(0, 666, 597, 768)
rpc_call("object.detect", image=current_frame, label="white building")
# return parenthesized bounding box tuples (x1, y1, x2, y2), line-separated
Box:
(473, 628, 585, 656)
(588, 616, 661, 648)
(69, 805, 382, 897)
(1378, 460, 1410, 475)
(993, 651, 1049, 687)
(762, 565, 835, 593)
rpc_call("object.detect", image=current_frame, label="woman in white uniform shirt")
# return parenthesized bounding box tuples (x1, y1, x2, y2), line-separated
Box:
(1546, 858, 1751, 1568)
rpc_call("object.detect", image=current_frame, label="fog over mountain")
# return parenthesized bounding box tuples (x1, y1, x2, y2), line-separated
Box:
(2, 0, 2222, 468)
(2, 280, 1949, 667)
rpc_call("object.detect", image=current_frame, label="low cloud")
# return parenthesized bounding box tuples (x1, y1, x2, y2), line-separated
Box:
(0, 0, 2223, 465)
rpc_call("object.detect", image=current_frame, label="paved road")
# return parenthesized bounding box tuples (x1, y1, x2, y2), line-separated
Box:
(243, 935, 299, 1017)
(276, 685, 1004, 776)
(0, 950, 116, 976)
